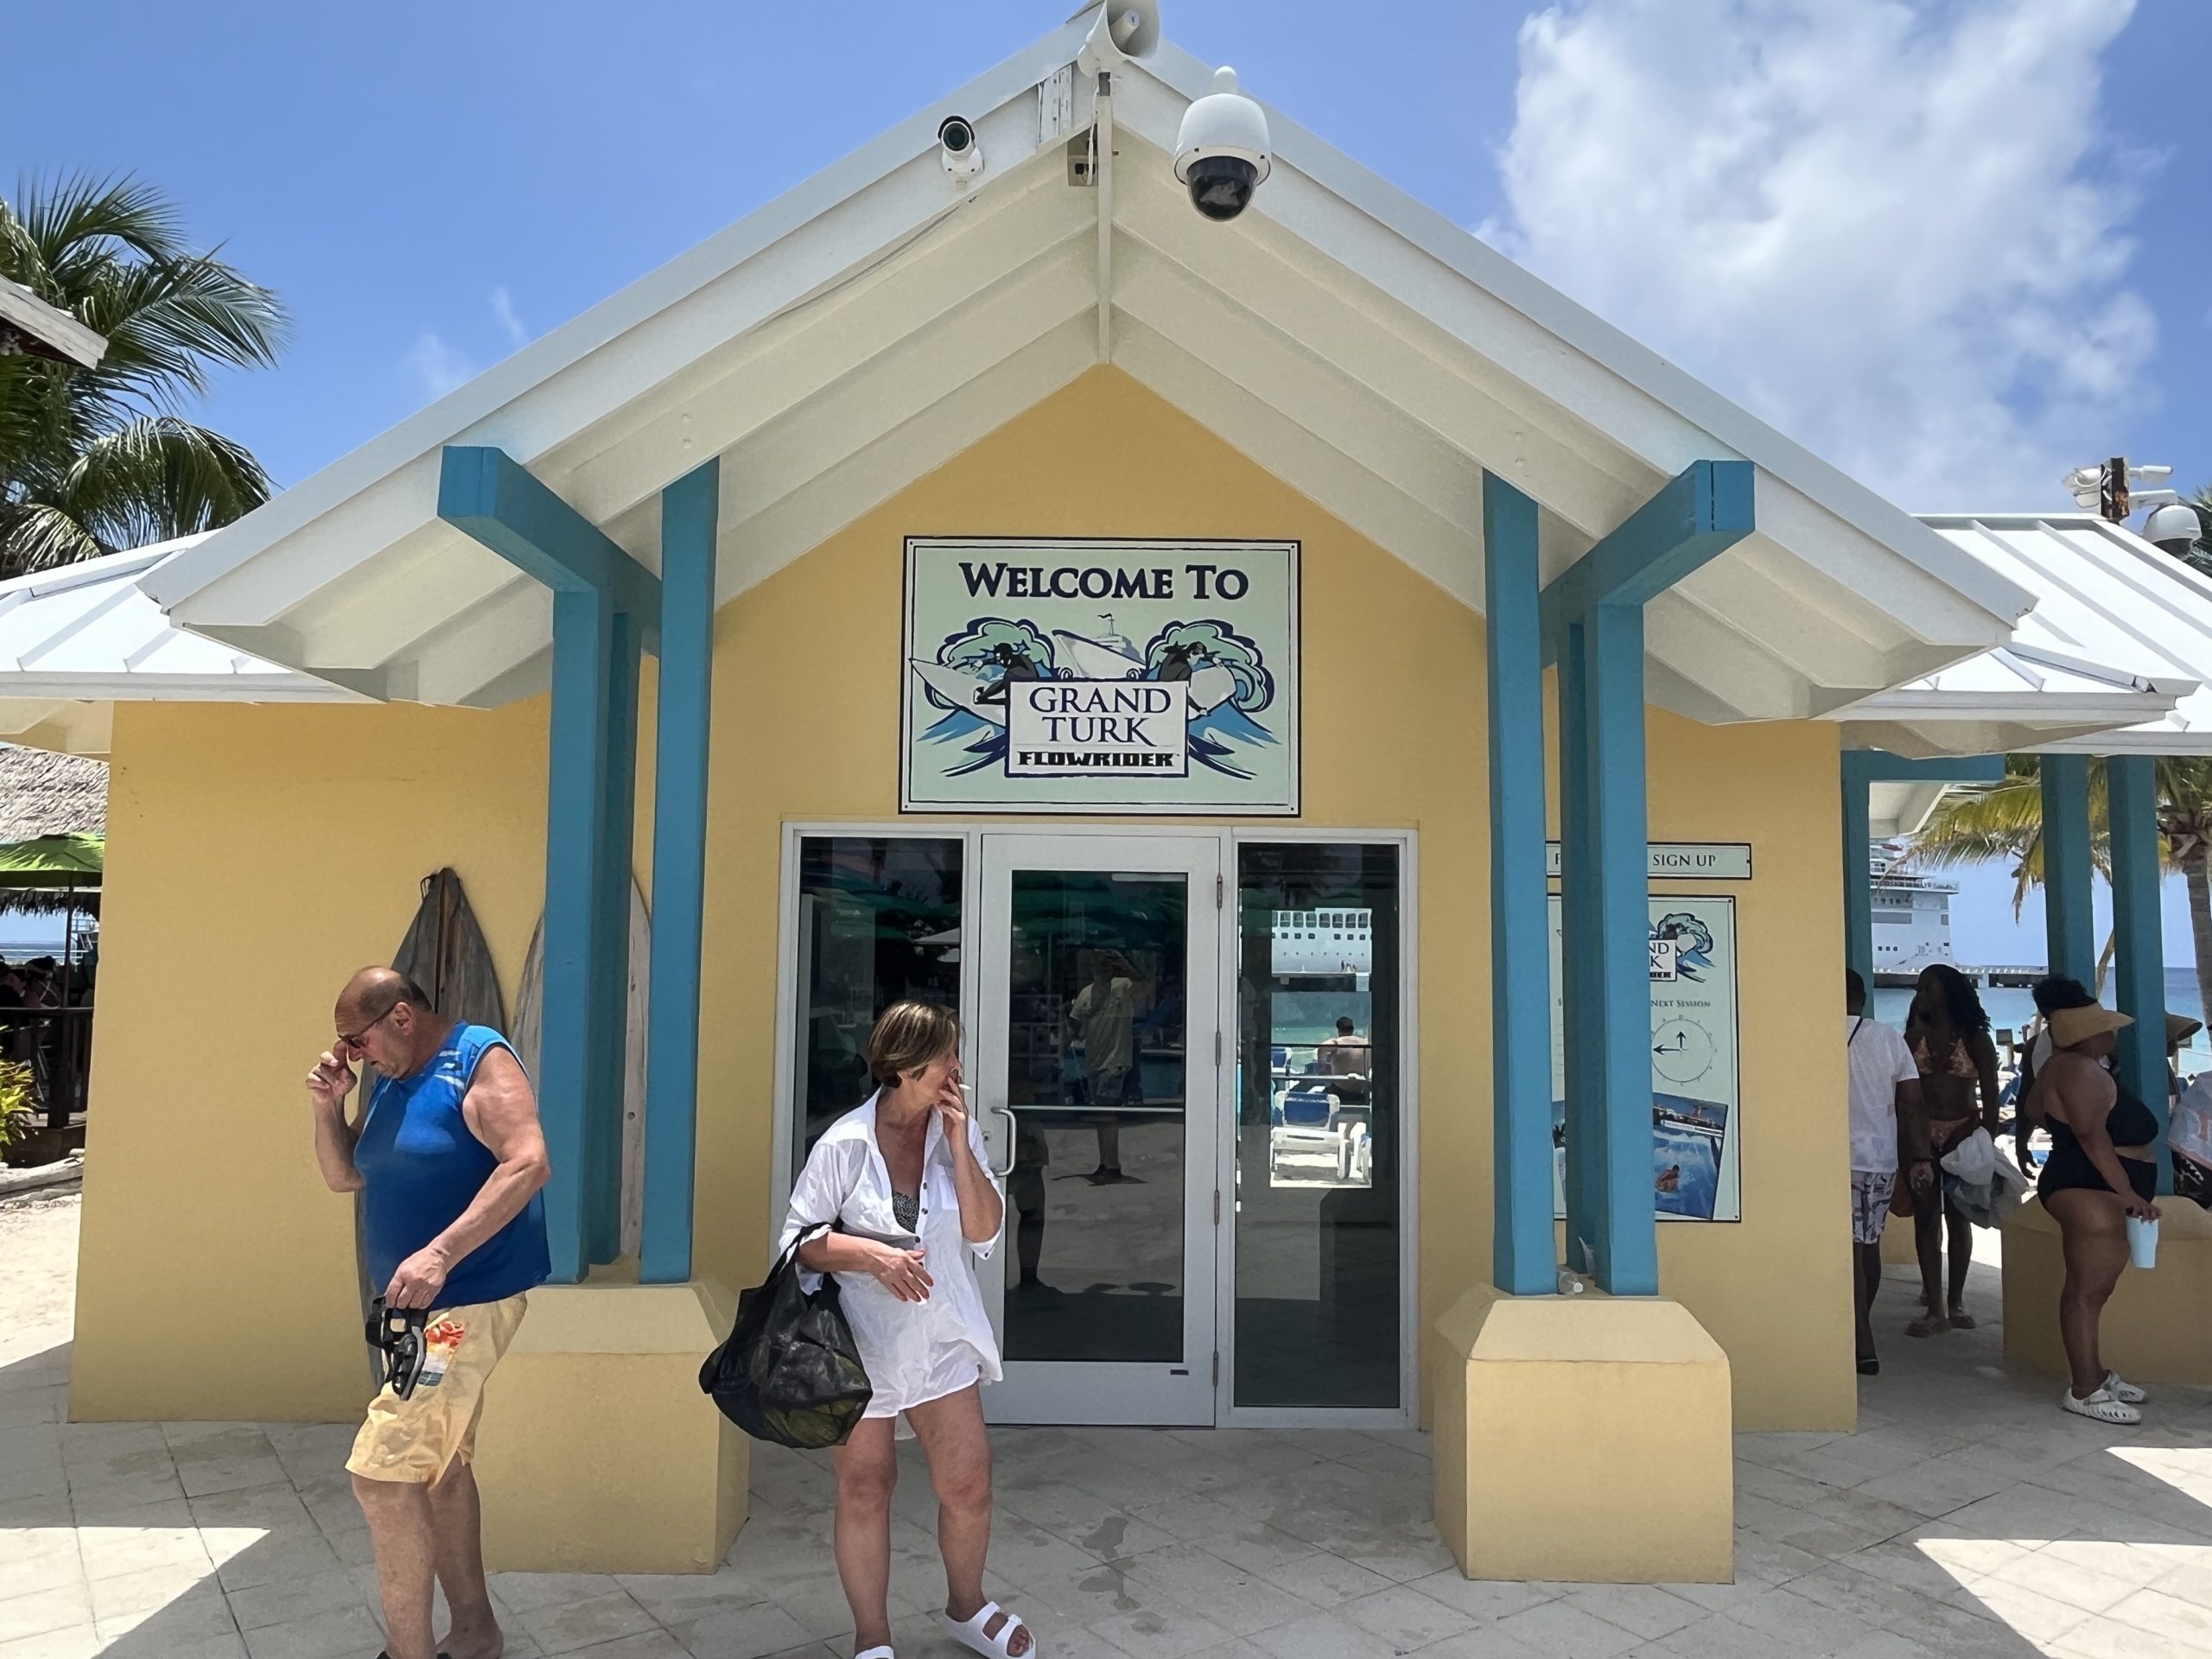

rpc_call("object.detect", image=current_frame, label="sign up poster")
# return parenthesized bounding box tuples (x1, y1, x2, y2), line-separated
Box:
(1547, 895, 1742, 1222)
(901, 538, 1300, 813)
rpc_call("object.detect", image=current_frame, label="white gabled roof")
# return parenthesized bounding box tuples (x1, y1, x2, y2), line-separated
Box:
(1830, 514, 2212, 757)
(0, 537, 361, 756)
(138, 7, 2033, 721)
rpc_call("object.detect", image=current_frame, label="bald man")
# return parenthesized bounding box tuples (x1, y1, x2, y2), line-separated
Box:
(307, 967, 550, 1659)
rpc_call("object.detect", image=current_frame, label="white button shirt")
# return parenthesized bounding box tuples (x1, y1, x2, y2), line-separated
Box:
(779, 1091, 1004, 1424)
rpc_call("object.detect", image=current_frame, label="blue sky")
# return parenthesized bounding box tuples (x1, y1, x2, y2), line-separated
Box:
(6, 0, 2208, 963)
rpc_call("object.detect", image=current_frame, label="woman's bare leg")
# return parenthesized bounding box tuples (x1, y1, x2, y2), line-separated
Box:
(831, 1419, 899, 1655)
(1908, 1202, 1948, 1335)
(2044, 1190, 2130, 1399)
(906, 1386, 1031, 1658)
(1945, 1207, 1975, 1322)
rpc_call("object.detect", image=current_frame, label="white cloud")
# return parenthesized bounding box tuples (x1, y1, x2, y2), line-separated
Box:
(490, 285, 528, 349)
(1484, 0, 2152, 510)
(403, 329, 476, 403)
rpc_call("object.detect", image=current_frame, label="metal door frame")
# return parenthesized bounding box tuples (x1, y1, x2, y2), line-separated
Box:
(766, 822, 1417, 1431)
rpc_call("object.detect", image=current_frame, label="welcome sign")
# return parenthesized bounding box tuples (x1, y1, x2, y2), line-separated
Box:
(901, 537, 1300, 813)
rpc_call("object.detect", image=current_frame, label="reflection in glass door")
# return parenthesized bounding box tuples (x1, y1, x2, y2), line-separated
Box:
(1233, 842, 1402, 1411)
(976, 836, 1221, 1426)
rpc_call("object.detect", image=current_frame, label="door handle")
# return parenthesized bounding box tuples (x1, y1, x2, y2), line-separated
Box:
(987, 1103, 1019, 1178)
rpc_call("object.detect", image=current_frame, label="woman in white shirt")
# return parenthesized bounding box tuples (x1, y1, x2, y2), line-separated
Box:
(780, 1001, 1034, 1659)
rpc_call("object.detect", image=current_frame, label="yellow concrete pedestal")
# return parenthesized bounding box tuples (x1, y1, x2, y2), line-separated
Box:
(2001, 1198, 2212, 1385)
(473, 1276, 747, 1573)
(1432, 1286, 1733, 1583)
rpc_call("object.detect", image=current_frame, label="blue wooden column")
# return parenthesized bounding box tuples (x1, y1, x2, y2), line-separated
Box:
(1482, 471, 1556, 1295)
(1539, 461, 1755, 1295)
(641, 459, 721, 1284)
(440, 447, 662, 1282)
(2107, 754, 2172, 1192)
(540, 589, 613, 1281)
(2040, 753, 2097, 985)
(584, 610, 642, 1264)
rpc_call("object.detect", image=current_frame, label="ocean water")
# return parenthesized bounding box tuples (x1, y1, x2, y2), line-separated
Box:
(1652, 1119, 1722, 1219)
(1872, 965, 2212, 1074)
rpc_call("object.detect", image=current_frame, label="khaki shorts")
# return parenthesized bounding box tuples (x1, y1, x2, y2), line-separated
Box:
(346, 1293, 528, 1484)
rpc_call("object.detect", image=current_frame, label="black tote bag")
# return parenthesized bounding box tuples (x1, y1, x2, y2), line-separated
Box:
(699, 1223, 874, 1449)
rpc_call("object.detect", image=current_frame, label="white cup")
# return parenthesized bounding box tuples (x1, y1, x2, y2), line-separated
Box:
(2126, 1213, 2159, 1270)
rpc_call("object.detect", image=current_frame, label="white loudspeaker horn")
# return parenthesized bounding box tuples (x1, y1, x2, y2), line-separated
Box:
(1079, 3, 1160, 71)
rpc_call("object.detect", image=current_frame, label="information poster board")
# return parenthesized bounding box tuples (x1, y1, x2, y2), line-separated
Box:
(901, 537, 1300, 813)
(1548, 895, 1741, 1222)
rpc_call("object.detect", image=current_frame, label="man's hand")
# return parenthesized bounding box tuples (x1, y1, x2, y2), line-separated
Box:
(307, 1049, 357, 1112)
(385, 1244, 451, 1310)
(2126, 1198, 2163, 1224)
(1908, 1160, 1936, 1196)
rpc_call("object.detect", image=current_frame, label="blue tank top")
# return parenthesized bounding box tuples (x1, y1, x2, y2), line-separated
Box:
(356, 1023, 550, 1309)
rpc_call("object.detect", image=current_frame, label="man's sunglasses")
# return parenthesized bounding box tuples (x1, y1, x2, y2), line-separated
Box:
(337, 1002, 399, 1051)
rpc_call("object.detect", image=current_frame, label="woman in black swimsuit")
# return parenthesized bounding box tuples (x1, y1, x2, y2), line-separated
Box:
(2027, 1003, 2164, 1424)
(1901, 965, 2001, 1337)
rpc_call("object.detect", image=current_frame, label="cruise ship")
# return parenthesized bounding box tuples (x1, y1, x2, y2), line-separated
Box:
(1871, 842, 1955, 978)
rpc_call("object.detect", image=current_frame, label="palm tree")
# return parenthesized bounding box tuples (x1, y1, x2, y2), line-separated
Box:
(1910, 754, 2212, 1028)
(0, 175, 288, 575)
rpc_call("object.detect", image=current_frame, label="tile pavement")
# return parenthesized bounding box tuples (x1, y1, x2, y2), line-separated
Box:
(3, 1252, 2212, 1656)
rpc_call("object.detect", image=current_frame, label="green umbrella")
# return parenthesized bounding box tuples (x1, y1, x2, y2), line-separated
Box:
(0, 834, 103, 887)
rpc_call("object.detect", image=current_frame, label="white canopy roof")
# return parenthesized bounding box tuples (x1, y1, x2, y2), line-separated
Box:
(0, 538, 359, 755)
(1830, 514, 2212, 758)
(132, 8, 2030, 722)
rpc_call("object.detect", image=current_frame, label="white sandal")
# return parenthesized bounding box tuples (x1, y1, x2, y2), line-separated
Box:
(2104, 1370, 2147, 1405)
(2061, 1385, 2141, 1425)
(856, 1648, 894, 1659)
(944, 1599, 1038, 1657)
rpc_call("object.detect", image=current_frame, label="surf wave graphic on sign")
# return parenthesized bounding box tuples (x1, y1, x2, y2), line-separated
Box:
(911, 615, 1279, 780)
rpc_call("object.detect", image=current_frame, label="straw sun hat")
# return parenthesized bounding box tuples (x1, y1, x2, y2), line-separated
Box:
(2048, 1005, 2133, 1048)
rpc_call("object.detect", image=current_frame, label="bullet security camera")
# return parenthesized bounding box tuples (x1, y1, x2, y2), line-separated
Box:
(939, 116, 983, 184)
(1173, 67, 1271, 222)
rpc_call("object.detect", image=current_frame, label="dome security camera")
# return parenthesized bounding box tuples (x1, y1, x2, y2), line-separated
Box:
(2145, 500, 2201, 558)
(939, 116, 983, 184)
(1173, 67, 1271, 222)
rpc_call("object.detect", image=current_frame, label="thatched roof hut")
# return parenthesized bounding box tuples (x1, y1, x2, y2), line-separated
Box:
(0, 746, 106, 840)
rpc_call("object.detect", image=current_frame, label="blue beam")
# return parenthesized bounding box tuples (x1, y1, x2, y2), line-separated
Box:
(437, 446, 662, 644)
(1539, 461, 1755, 666)
(2108, 755, 2171, 1193)
(584, 609, 641, 1266)
(641, 460, 720, 1285)
(2039, 754, 2097, 985)
(537, 588, 613, 1282)
(1484, 472, 1556, 1296)
(1840, 751, 2006, 785)
(1557, 620, 1601, 1273)
(1842, 773, 1873, 991)
(1580, 601, 1659, 1295)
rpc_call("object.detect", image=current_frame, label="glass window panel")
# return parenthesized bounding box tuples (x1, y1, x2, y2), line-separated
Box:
(790, 837, 963, 1178)
(1234, 842, 1402, 1409)
(1002, 868, 1187, 1363)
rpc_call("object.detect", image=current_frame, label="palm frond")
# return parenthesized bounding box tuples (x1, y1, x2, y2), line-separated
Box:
(1, 175, 285, 573)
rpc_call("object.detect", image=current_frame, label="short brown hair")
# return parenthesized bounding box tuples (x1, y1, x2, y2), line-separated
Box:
(866, 999, 961, 1085)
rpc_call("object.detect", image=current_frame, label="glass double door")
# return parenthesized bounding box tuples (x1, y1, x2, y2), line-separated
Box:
(972, 834, 1222, 1425)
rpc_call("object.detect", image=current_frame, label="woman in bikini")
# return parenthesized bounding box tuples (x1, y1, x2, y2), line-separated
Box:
(2026, 1002, 2162, 1423)
(1901, 964, 2001, 1337)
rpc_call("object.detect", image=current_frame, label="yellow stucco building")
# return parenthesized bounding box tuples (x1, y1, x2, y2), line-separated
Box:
(21, 8, 2156, 1586)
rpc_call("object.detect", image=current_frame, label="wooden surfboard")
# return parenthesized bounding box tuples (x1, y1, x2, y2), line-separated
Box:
(512, 879, 652, 1259)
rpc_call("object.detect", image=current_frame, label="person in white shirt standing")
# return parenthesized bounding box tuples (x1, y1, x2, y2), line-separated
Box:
(1847, 969, 1930, 1376)
(780, 1001, 1033, 1659)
